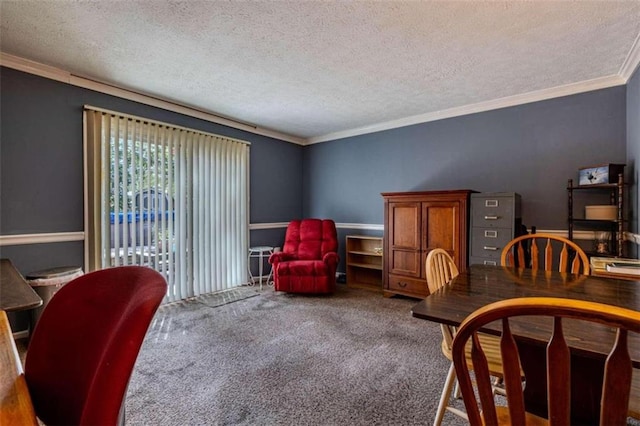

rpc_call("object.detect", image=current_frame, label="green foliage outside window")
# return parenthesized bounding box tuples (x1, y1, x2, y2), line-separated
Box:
(109, 134, 176, 212)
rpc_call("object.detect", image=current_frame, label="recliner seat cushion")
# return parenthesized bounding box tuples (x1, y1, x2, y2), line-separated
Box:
(276, 260, 330, 276)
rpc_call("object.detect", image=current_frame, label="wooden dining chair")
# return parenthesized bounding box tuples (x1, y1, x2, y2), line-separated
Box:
(500, 233, 590, 275)
(426, 249, 507, 426)
(451, 297, 640, 426)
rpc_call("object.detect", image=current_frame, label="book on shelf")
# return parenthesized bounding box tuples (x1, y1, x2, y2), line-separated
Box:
(605, 262, 640, 275)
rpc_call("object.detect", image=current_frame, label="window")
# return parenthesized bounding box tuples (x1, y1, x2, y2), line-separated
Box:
(84, 106, 249, 302)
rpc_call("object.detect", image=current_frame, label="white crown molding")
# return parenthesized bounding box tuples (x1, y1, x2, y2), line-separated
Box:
(619, 31, 640, 80)
(306, 75, 626, 144)
(2, 51, 636, 147)
(0, 232, 84, 246)
(0, 52, 305, 146)
(0, 53, 70, 83)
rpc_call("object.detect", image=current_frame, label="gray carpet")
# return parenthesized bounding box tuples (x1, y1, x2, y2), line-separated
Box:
(124, 285, 640, 426)
(125, 285, 467, 425)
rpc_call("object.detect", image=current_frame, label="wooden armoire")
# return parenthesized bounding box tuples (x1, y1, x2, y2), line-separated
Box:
(381, 190, 473, 298)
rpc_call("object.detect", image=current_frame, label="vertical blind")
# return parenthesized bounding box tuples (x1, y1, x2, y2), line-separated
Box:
(84, 106, 249, 302)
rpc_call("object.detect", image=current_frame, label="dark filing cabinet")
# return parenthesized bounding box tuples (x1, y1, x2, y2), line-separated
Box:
(469, 193, 522, 266)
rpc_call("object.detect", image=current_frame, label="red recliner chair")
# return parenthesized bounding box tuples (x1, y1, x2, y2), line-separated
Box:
(269, 219, 339, 294)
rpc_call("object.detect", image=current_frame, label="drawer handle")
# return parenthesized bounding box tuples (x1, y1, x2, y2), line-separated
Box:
(483, 246, 499, 251)
(483, 260, 497, 265)
(484, 230, 498, 238)
(485, 200, 499, 207)
(484, 215, 500, 220)
(398, 281, 407, 288)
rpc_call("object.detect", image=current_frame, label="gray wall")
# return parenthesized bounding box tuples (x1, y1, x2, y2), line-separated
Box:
(1, 65, 636, 279)
(303, 87, 627, 228)
(0, 67, 303, 275)
(3, 65, 635, 332)
(303, 87, 628, 265)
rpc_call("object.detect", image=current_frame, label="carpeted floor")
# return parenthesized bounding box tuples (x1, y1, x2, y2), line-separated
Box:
(125, 284, 468, 425)
(124, 285, 640, 426)
(12, 282, 638, 425)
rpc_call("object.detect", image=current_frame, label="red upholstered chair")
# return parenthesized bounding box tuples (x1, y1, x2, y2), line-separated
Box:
(24, 266, 167, 426)
(269, 219, 339, 294)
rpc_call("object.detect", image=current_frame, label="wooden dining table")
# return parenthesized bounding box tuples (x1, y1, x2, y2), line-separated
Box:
(411, 264, 640, 423)
(0, 259, 40, 424)
(0, 310, 38, 425)
(0, 259, 42, 312)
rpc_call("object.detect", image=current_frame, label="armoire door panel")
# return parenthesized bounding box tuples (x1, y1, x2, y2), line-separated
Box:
(389, 203, 420, 249)
(423, 202, 459, 252)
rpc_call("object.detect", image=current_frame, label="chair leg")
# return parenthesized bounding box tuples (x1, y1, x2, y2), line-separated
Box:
(118, 382, 129, 426)
(454, 380, 461, 399)
(118, 402, 126, 426)
(492, 376, 506, 396)
(433, 362, 457, 426)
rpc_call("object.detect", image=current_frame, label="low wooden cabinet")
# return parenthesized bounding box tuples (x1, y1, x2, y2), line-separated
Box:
(382, 190, 473, 298)
(346, 235, 383, 291)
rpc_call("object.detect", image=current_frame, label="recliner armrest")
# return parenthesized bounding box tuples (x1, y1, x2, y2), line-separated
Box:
(323, 252, 339, 267)
(269, 252, 295, 264)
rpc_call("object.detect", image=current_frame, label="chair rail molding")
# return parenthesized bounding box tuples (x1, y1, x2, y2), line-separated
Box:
(0, 232, 84, 246)
(335, 223, 384, 231)
(249, 222, 384, 231)
(4, 228, 630, 246)
(249, 222, 291, 230)
(249, 225, 605, 237)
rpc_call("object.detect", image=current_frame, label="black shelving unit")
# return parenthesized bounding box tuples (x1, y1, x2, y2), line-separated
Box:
(567, 173, 625, 258)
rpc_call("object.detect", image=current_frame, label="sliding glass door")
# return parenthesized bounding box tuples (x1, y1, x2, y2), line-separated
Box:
(85, 107, 249, 302)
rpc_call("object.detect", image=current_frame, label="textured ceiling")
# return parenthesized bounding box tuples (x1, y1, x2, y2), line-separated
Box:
(1, 1, 640, 143)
